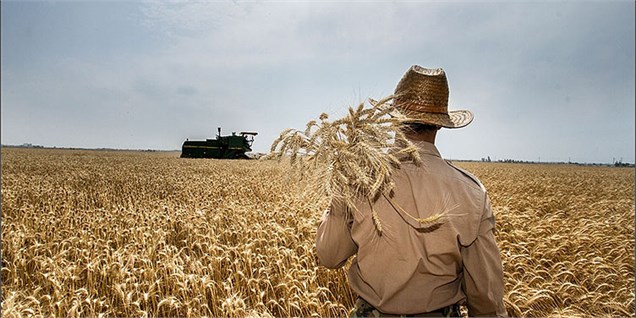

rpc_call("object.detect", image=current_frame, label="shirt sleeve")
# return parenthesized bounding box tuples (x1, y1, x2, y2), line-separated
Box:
(315, 201, 357, 269)
(461, 194, 508, 317)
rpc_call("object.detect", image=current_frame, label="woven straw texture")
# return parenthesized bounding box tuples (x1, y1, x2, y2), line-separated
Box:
(393, 65, 473, 128)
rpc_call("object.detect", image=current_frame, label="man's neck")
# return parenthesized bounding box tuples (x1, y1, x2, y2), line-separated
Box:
(405, 131, 437, 144)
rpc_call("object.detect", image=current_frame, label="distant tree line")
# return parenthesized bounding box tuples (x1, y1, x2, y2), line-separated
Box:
(613, 159, 633, 167)
(477, 156, 634, 167)
(12, 143, 44, 148)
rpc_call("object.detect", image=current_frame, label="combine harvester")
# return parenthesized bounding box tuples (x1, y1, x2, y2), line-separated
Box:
(181, 127, 257, 159)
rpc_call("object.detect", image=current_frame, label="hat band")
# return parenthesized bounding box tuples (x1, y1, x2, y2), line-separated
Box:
(399, 102, 448, 115)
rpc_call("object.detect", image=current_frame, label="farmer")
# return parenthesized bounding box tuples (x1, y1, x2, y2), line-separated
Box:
(315, 65, 507, 317)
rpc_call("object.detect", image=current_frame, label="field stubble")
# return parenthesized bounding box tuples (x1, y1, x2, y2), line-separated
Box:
(1, 148, 634, 317)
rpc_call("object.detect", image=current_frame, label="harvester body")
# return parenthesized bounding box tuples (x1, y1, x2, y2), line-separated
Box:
(181, 128, 257, 159)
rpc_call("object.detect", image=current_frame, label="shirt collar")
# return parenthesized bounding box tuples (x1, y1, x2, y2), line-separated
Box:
(412, 140, 442, 158)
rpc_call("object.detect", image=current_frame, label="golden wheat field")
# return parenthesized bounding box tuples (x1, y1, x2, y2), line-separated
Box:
(1, 147, 634, 317)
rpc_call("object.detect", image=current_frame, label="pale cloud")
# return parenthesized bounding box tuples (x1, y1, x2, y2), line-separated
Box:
(2, 1, 634, 163)
(137, 2, 451, 67)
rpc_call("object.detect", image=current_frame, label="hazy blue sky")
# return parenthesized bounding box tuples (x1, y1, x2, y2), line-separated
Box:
(2, 1, 634, 163)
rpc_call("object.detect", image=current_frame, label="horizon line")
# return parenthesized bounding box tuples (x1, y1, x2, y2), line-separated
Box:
(2, 144, 633, 167)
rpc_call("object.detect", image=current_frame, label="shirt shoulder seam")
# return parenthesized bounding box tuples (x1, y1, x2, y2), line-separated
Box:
(443, 160, 487, 193)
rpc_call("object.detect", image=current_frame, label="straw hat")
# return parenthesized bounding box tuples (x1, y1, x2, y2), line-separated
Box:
(392, 65, 473, 129)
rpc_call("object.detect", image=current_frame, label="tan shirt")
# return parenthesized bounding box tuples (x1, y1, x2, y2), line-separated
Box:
(315, 141, 506, 317)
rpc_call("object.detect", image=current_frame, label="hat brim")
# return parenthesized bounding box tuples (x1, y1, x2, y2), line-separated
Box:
(390, 109, 474, 129)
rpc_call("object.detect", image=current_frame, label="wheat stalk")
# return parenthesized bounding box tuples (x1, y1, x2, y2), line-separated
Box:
(268, 96, 421, 220)
(267, 95, 431, 236)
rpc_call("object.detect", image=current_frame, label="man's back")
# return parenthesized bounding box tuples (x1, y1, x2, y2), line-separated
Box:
(316, 141, 506, 316)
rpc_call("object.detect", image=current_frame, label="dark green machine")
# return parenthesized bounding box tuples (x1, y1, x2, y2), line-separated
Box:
(180, 127, 257, 159)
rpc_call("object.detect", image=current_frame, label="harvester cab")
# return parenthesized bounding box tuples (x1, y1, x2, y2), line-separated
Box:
(240, 131, 257, 147)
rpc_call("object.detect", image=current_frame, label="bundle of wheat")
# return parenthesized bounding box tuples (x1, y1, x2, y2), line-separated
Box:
(268, 96, 421, 220)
